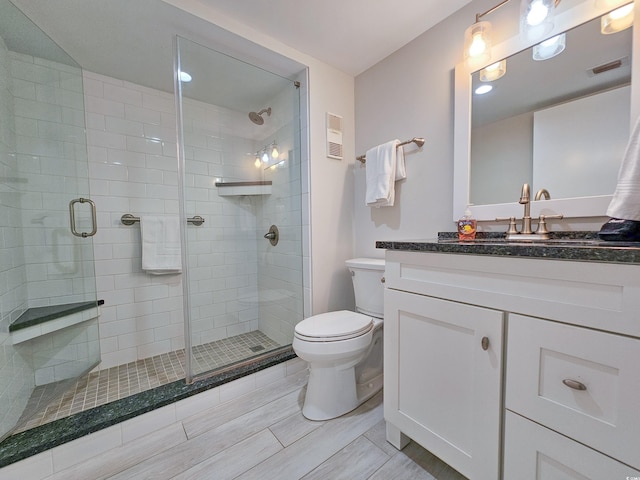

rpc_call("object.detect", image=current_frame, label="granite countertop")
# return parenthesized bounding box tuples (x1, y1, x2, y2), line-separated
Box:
(376, 232, 640, 264)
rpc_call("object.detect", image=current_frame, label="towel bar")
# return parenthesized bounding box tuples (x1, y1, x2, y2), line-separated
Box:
(121, 214, 205, 226)
(357, 137, 425, 164)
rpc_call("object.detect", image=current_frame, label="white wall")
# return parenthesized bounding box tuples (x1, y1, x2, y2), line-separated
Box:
(354, 0, 617, 255)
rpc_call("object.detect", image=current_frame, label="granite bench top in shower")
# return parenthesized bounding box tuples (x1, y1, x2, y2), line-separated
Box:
(0, 347, 297, 468)
(9, 300, 105, 332)
(376, 232, 640, 264)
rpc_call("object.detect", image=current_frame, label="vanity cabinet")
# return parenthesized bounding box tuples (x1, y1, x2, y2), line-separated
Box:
(384, 289, 504, 479)
(384, 250, 640, 479)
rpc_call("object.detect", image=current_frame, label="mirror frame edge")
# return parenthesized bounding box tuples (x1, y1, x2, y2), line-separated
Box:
(453, 0, 639, 222)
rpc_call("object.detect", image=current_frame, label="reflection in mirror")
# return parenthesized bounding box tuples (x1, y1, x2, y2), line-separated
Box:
(469, 13, 632, 206)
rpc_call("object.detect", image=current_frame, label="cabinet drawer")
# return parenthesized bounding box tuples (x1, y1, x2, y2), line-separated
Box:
(506, 314, 640, 469)
(504, 410, 640, 479)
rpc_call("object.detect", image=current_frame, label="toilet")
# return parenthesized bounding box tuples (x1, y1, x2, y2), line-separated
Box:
(293, 258, 385, 420)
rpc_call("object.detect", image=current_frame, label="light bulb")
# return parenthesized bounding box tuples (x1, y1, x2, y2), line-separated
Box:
(254, 157, 261, 168)
(271, 144, 279, 159)
(532, 33, 566, 60)
(469, 33, 487, 57)
(520, 0, 556, 41)
(262, 151, 269, 163)
(526, 0, 549, 26)
(179, 71, 192, 83)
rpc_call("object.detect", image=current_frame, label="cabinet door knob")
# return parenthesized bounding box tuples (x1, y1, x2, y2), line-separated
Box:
(562, 379, 587, 391)
(481, 336, 490, 351)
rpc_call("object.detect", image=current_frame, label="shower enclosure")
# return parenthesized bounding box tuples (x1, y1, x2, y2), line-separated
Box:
(0, 0, 99, 440)
(0, 0, 306, 445)
(175, 36, 304, 381)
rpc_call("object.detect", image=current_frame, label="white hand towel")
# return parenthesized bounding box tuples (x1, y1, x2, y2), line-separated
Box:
(365, 139, 405, 208)
(607, 116, 640, 221)
(140, 215, 182, 275)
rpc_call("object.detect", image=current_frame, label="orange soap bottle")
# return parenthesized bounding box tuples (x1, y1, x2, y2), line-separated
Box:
(457, 206, 477, 240)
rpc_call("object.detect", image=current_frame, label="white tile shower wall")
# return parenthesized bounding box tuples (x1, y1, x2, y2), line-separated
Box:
(83, 71, 184, 369)
(257, 86, 304, 345)
(0, 36, 32, 440)
(181, 101, 262, 347)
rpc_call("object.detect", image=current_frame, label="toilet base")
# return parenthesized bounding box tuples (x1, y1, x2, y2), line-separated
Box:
(301, 366, 383, 421)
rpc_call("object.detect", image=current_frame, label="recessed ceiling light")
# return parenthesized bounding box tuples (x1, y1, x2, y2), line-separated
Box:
(475, 84, 493, 95)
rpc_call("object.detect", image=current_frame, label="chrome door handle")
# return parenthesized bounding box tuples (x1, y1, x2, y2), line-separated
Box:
(69, 198, 97, 237)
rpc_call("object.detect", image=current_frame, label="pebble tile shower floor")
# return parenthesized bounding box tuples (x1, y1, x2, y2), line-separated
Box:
(16, 331, 281, 433)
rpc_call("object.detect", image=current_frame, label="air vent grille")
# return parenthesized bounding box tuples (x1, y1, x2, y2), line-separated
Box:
(326, 112, 343, 160)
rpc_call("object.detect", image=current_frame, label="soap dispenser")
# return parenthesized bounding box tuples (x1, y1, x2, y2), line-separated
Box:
(458, 206, 477, 240)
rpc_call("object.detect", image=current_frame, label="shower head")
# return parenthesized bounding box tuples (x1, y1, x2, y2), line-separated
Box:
(248, 107, 272, 125)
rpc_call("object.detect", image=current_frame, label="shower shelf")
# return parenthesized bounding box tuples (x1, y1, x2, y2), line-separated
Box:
(215, 181, 272, 196)
(9, 300, 104, 344)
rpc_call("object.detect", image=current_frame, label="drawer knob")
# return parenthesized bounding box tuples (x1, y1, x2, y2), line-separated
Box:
(481, 336, 490, 351)
(381, 276, 385, 283)
(562, 379, 587, 391)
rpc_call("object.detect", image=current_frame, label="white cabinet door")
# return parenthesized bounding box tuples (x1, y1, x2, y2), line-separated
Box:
(504, 411, 640, 479)
(384, 289, 504, 480)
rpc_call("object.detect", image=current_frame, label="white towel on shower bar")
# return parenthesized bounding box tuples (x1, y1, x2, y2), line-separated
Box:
(365, 139, 405, 208)
(140, 215, 182, 275)
(607, 116, 640, 221)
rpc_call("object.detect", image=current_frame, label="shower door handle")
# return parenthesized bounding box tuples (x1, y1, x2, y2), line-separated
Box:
(69, 198, 98, 237)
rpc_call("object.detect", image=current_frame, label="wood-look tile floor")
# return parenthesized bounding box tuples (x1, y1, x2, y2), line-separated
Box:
(38, 369, 468, 480)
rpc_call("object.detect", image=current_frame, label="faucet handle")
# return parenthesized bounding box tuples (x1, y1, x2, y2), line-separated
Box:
(535, 214, 563, 235)
(496, 216, 518, 235)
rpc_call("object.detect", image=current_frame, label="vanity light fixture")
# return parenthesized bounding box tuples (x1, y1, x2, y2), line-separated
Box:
(479, 60, 507, 81)
(464, 0, 561, 68)
(532, 33, 566, 60)
(601, 3, 634, 34)
(520, 0, 561, 41)
(464, 0, 515, 68)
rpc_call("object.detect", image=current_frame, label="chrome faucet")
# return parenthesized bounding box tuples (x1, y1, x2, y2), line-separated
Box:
(497, 184, 563, 240)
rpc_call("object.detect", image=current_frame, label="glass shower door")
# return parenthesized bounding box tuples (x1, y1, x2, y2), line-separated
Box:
(0, 0, 99, 439)
(175, 36, 303, 381)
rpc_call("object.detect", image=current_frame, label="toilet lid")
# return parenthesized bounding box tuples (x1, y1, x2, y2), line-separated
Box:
(294, 310, 373, 342)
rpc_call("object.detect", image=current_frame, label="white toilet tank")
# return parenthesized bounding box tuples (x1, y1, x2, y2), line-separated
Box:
(345, 258, 385, 318)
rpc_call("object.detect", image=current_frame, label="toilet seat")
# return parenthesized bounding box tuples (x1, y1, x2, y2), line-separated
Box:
(294, 310, 373, 342)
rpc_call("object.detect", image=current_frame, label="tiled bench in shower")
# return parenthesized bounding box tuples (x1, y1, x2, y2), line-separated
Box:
(9, 300, 104, 344)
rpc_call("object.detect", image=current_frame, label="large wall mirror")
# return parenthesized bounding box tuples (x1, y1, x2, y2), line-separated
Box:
(454, 1, 638, 221)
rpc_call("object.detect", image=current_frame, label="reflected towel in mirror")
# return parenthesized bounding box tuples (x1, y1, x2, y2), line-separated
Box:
(607, 116, 640, 221)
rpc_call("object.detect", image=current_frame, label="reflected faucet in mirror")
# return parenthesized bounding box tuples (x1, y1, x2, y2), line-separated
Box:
(534, 188, 550, 200)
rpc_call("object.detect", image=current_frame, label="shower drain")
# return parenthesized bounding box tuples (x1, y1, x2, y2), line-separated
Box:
(249, 345, 265, 352)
